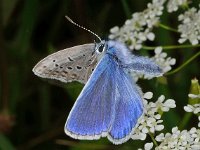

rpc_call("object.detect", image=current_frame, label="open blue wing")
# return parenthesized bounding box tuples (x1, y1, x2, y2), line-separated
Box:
(125, 55, 163, 77)
(65, 55, 116, 139)
(108, 64, 144, 144)
(65, 54, 144, 144)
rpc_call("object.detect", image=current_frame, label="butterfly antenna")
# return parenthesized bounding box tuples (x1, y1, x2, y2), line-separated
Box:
(65, 16, 102, 42)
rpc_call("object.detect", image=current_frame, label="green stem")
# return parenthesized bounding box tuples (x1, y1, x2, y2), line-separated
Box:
(142, 44, 200, 50)
(158, 23, 179, 33)
(149, 132, 158, 147)
(166, 50, 200, 75)
(178, 112, 193, 130)
(120, 0, 132, 18)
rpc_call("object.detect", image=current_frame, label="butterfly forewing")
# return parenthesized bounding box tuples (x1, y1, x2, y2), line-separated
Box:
(65, 55, 116, 139)
(33, 44, 97, 84)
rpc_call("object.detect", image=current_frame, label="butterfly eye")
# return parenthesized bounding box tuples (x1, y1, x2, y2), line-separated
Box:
(96, 44, 105, 54)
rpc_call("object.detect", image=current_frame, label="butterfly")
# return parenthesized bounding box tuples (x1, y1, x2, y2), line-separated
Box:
(32, 17, 163, 145)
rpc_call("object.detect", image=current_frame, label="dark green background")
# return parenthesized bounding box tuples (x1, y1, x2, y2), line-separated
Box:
(0, 0, 199, 149)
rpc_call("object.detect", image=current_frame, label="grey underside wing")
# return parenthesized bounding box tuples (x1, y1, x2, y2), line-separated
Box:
(32, 43, 97, 84)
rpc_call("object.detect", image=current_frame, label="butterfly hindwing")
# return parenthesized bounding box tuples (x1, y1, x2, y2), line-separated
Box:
(105, 40, 162, 77)
(108, 65, 143, 144)
(127, 55, 163, 76)
(32, 44, 97, 84)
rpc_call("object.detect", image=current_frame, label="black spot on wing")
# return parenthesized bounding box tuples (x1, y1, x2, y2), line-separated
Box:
(67, 66, 73, 70)
(76, 66, 82, 70)
(68, 57, 73, 62)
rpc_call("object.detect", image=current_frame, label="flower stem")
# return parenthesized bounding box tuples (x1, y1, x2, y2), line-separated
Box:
(158, 23, 179, 33)
(166, 50, 200, 75)
(142, 44, 200, 50)
(120, 0, 132, 18)
(149, 132, 158, 147)
(178, 112, 193, 130)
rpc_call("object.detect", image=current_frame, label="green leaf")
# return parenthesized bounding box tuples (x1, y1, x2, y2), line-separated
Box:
(0, 134, 15, 150)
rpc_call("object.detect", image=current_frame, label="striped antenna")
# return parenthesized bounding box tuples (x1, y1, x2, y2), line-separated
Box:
(65, 16, 102, 42)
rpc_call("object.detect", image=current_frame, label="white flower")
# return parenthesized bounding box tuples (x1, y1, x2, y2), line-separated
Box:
(167, 0, 188, 13)
(152, 47, 176, 73)
(132, 127, 147, 140)
(184, 104, 193, 112)
(155, 133, 165, 142)
(132, 92, 176, 140)
(145, 142, 153, 150)
(188, 93, 200, 99)
(138, 117, 149, 134)
(144, 92, 153, 99)
(147, 32, 155, 41)
(184, 90, 200, 128)
(150, 95, 176, 112)
(109, 0, 166, 50)
(155, 127, 200, 149)
(146, 117, 164, 132)
(178, 7, 200, 45)
(184, 104, 200, 114)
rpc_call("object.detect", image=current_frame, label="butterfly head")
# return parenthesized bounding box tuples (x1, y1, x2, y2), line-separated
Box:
(95, 40, 107, 54)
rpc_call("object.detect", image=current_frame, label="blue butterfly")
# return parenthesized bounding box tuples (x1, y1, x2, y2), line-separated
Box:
(64, 40, 162, 144)
(32, 17, 163, 144)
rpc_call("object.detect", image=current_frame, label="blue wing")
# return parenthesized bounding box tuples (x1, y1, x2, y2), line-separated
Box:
(65, 54, 116, 139)
(65, 54, 144, 144)
(125, 55, 163, 77)
(108, 64, 144, 144)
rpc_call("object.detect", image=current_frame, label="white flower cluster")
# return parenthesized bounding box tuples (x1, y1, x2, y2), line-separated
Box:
(167, 0, 188, 13)
(131, 47, 176, 81)
(152, 47, 176, 73)
(184, 104, 200, 114)
(132, 92, 176, 141)
(184, 93, 200, 127)
(109, 0, 166, 50)
(178, 7, 200, 45)
(155, 127, 200, 149)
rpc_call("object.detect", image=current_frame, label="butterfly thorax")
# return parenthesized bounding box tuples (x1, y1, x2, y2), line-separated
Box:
(98, 40, 133, 66)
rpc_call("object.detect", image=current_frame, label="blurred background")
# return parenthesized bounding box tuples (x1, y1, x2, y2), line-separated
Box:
(0, 0, 199, 149)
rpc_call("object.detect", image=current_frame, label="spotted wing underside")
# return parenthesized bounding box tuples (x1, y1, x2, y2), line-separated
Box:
(32, 44, 97, 84)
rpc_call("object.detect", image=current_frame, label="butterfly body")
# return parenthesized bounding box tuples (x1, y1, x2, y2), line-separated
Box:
(33, 40, 162, 144)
